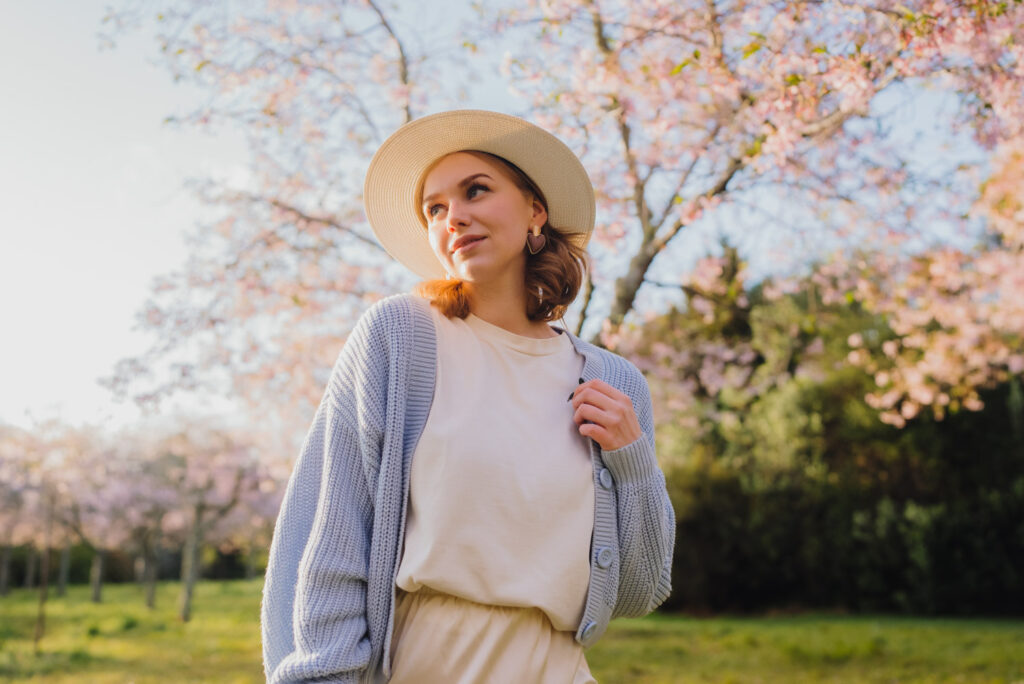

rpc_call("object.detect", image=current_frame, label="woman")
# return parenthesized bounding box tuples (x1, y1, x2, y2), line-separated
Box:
(261, 110, 675, 684)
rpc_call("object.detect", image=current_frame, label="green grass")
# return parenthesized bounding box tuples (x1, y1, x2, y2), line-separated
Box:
(0, 579, 1021, 682)
(587, 611, 1024, 683)
(0, 579, 262, 683)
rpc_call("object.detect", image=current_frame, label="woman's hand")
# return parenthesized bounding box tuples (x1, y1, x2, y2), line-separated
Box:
(570, 378, 642, 452)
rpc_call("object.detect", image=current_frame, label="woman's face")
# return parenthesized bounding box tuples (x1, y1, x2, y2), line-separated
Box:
(420, 152, 547, 285)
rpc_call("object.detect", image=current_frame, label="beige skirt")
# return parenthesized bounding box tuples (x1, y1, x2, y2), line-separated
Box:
(387, 587, 597, 684)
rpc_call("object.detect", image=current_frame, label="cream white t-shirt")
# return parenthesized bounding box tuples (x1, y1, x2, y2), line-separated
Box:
(394, 305, 595, 631)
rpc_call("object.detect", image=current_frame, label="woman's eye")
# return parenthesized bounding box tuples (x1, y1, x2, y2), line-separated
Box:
(427, 203, 444, 218)
(467, 183, 488, 199)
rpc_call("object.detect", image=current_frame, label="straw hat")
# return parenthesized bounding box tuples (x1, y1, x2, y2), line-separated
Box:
(363, 110, 595, 280)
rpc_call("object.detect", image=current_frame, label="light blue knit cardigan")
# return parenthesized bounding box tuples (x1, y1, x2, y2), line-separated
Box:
(261, 293, 675, 683)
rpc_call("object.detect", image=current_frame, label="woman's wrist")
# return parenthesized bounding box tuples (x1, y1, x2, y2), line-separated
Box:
(599, 435, 658, 483)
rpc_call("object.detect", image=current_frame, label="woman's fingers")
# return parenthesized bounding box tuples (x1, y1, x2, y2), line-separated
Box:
(573, 402, 611, 427)
(578, 421, 610, 443)
(570, 379, 631, 412)
(570, 379, 642, 451)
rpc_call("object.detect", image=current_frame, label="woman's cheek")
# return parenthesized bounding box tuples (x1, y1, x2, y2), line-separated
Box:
(426, 227, 447, 265)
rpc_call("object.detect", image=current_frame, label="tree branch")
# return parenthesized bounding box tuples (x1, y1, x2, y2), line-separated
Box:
(653, 121, 722, 230)
(367, 0, 413, 123)
(584, 0, 613, 55)
(220, 193, 385, 271)
(574, 267, 594, 338)
(653, 154, 743, 253)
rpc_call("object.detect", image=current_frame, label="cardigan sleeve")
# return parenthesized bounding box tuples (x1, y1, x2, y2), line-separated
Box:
(598, 362, 676, 618)
(261, 307, 387, 684)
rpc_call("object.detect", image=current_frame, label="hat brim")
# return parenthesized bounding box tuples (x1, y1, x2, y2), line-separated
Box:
(363, 110, 595, 280)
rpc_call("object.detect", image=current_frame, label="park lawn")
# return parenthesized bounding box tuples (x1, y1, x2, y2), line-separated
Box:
(0, 579, 1021, 683)
(585, 611, 1024, 683)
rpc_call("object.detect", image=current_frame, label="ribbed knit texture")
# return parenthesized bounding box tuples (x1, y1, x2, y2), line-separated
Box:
(261, 293, 675, 683)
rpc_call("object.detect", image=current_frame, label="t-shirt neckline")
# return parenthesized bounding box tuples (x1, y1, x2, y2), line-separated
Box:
(464, 313, 570, 356)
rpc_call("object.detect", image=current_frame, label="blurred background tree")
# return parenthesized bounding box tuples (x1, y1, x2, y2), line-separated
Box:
(608, 245, 1023, 614)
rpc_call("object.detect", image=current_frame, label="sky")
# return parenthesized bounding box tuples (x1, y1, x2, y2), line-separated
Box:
(0, 2, 250, 430)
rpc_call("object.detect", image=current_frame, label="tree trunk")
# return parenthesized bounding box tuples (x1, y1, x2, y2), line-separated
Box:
(144, 528, 161, 609)
(56, 543, 71, 597)
(144, 552, 159, 609)
(90, 549, 106, 603)
(178, 516, 203, 622)
(34, 497, 54, 652)
(34, 546, 51, 651)
(23, 546, 37, 589)
(1008, 376, 1023, 443)
(0, 545, 10, 596)
(607, 244, 658, 334)
(244, 544, 256, 581)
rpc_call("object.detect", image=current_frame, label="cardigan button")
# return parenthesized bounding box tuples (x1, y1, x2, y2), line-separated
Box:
(581, 621, 597, 640)
(599, 468, 613, 489)
(596, 547, 613, 568)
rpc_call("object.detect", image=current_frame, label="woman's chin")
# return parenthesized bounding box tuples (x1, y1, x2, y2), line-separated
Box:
(449, 261, 490, 283)
(451, 268, 481, 283)
(446, 252, 527, 286)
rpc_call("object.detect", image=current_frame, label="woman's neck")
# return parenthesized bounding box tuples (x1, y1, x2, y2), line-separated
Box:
(464, 281, 558, 339)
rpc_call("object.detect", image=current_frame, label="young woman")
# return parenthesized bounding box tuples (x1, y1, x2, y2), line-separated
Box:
(261, 110, 675, 684)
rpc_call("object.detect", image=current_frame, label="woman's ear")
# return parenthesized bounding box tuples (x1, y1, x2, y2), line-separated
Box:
(530, 198, 548, 230)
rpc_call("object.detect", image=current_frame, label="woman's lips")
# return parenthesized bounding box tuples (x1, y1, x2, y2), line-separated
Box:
(452, 236, 485, 254)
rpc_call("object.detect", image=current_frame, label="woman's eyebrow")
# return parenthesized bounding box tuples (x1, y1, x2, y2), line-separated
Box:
(422, 173, 493, 206)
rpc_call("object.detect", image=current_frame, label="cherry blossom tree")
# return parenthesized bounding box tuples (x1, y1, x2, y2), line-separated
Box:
(502, 0, 1024, 428)
(45, 424, 137, 603)
(150, 421, 265, 621)
(799, 2, 1024, 426)
(207, 447, 287, 580)
(1, 414, 279, 614)
(0, 420, 77, 596)
(101, 426, 183, 608)
(599, 246, 844, 471)
(0, 421, 86, 643)
(99, 0, 440, 429)
(0, 424, 36, 596)
(498, 0, 1024, 331)
(98, 0, 1024, 435)
(819, 139, 1024, 426)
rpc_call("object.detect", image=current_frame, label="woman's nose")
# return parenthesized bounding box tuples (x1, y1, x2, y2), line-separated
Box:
(446, 201, 469, 232)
